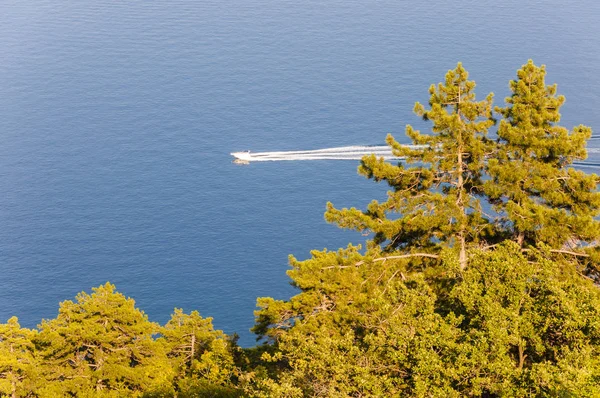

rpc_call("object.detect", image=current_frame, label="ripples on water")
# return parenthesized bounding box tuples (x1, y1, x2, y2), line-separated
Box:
(1, 0, 599, 345)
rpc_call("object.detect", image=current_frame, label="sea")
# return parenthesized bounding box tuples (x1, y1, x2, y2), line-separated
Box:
(1, 0, 600, 346)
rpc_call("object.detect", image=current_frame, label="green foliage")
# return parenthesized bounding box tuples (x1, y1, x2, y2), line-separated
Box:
(250, 61, 600, 396)
(326, 60, 600, 272)
(249, 244, 600, 396)
(171, 377, 242, 398)
(249, 245, 459, 396)
(34, 282, 173, 397)
(326, 63, 496, 268)
(0, 317, 37, 397)
(452, 243, 600, 396)
(159, 308, 238, 391)
(0, 285, 244, 397)
(485, 60, 600, 248)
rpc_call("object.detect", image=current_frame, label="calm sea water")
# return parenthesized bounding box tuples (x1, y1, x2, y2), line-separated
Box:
(1, 0, 600, 346)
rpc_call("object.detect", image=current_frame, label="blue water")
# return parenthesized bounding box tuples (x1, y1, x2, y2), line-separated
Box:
(1, 0, 600, 346)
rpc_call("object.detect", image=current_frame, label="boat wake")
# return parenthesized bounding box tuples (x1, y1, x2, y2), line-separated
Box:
(230, 145, 425, 162)
(231, 145, 600, 168)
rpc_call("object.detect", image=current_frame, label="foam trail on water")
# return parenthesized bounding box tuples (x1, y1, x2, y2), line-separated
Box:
(231, 145, 600, 168)
(231, 145, 425, 162)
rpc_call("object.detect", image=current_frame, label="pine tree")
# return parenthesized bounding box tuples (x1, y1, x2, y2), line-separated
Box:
(325, 63, 495, 269)
(160, 308, 238, 395)
(249, 62, 600, 395)
(0, 317, 37, 398)
(34, 283, 173, 397)
(485, 60, 600, 251)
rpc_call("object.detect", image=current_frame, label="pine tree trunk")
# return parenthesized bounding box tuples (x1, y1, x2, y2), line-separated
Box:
(457, 147, 467, 269)
(518, 343, 527, 370)
(9, 345, 17, 398)
(457, 89, 467, 270)
(517, 231, 524, 247)
(190, 333, 196, 373)
(457, 149, 467, 269)
(459, 236, 467, 270)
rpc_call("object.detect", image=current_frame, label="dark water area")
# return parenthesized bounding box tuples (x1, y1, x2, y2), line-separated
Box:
(1, 0, 600, 346)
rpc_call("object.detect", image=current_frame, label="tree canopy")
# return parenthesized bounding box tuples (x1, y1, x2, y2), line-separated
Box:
(0, 284, 240, 397)
(326, 61, 600, 271)
(1, 61, 599, 397)
(326, 63, 496, 269)
(0, 317, 37, 397)
(249, 61, 600, 396)
(485, 60, 600, 250)
(34, 282, 173, 396)
(249, 244, 600, 396)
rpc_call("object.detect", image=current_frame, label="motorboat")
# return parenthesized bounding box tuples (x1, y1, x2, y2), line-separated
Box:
(230, 150, 252, 161)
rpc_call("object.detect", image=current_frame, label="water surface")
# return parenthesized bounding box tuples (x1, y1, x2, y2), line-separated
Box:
(1, 0, 600, 345)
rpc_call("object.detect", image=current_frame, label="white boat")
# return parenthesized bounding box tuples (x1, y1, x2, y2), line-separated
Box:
(230, 151, 252, 161)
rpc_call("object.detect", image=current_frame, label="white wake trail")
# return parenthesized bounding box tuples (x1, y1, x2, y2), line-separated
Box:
(231, 145, 425, 162)
(231, 145, 600, 167)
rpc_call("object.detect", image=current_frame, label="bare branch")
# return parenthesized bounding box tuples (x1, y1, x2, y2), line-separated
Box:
(322, 253, 439, 270)
(550, 249, 589, 257)
(522, 248, 589, 257)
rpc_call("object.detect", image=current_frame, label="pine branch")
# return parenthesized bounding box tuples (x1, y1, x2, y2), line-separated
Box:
(550, 249, 589, 257)
(521, 248, 590, 257)
(322, 253, 439, 270)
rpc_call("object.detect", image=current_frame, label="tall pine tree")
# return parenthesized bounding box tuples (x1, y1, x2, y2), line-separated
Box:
(249, 62, 600, 396)
(326, 63, 495, 268)
(485, 60, 600, 251)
